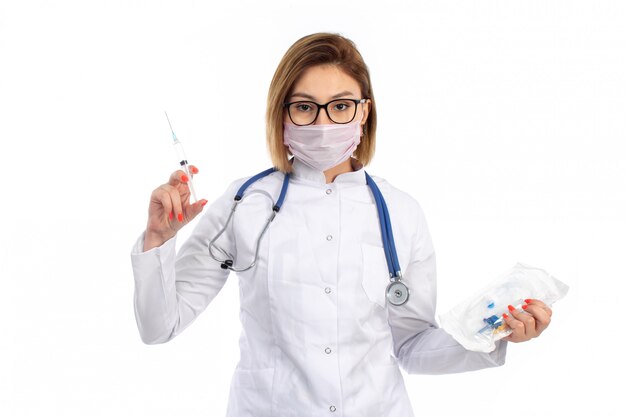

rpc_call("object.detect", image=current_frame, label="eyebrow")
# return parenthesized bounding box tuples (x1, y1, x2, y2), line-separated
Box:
(290, 90, 356, 101)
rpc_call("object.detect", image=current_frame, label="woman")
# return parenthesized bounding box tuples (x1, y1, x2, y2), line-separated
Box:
(131, 32, 553, 417)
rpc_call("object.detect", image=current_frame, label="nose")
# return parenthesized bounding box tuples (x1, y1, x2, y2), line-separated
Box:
(315, 106, 333, 125)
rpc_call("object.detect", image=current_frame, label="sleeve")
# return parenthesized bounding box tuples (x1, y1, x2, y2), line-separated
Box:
(130, 179, 242, 345)
(387, 198, 508, 374)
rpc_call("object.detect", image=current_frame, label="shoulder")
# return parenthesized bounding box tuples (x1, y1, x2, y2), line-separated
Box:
(224, 168, 285, 195)
(367, 173, 427, 218)
(367, 172, 435, 256)
(202, 168, 284, 215)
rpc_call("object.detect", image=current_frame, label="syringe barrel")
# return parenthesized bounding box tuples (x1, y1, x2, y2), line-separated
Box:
(173, 140, 188, 166)
(172, 139, 197, 203)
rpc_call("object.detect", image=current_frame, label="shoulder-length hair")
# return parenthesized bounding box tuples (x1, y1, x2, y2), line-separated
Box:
(266, 32, 377, 173)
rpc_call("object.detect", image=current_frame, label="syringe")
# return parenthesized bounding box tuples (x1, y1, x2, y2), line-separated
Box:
(164, 112, 198, 203)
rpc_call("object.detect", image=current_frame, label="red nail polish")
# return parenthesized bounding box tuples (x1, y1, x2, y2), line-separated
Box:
(525, 299, 533, 304)
(522, 304, 528, 310)
(200, 200, 207, 207)
(508, 305, 515, 312)
(177, 213, 183, 222)
(181, 174, 189, 183)
(502, 313, 509, 319)
(191, 166, 199, 174)
(169, 211, 173, 220)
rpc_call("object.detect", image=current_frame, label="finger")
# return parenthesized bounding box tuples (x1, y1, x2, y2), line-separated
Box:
(525, 299, 552, 318)
(502, 312, 525, 342)
(185, 198, 209, 222)
(509, 304, 537, 338)
(162, 184, 185, 223)
(188, 164, 199, 178)
(151, 187, 173, 221)
(523, 304, 551, 335)
(167, 170, 191, 206)
(168, 169, 190, 187)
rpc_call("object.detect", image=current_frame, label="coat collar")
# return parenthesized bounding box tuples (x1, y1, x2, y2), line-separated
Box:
(290, 157, 366, 185)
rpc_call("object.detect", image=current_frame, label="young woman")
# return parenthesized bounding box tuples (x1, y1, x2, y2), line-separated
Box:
(131, 32, 553, 417)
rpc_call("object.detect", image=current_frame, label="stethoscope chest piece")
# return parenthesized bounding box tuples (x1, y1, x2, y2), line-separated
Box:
(386, 280, 410, 306)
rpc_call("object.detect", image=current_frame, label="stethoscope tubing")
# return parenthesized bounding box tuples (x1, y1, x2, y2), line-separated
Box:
(209, 169, 290, 272)
(209, 165, 404, 289)
(365, 171, 402, 280)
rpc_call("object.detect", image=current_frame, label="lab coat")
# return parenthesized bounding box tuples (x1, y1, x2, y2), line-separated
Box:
(130, 157, 507, 417)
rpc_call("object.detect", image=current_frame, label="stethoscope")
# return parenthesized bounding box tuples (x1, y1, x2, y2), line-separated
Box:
(208, 165, 410, 306)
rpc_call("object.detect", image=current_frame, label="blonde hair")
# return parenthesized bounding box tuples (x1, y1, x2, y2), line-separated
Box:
(265, 32, 377, 173)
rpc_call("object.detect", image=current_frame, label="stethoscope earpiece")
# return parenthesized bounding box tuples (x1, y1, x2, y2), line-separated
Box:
(221, 260, 234, 270)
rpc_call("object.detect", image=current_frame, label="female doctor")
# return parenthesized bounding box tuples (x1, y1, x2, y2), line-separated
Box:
(131, 33, 553, 417)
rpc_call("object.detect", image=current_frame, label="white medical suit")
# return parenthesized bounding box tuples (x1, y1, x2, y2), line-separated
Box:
(130, 157, 507, 417)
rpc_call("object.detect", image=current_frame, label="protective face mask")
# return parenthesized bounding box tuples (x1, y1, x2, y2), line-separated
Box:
(283, 112, 363, 172)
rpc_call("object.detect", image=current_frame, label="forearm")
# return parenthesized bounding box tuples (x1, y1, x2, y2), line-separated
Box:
(131, 183, 237, 344)
(132, 232, 180, 344)
(397, 326, 507, 375)
(143, 229, 175, 252)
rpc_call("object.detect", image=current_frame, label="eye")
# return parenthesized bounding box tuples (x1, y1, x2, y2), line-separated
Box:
(294, 102, 315, 112)
(332, 100, 353, 112)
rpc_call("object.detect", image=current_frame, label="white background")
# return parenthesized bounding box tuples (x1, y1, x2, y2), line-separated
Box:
(1, 1, 624, 416)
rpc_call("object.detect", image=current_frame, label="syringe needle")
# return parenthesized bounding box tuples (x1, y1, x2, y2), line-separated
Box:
(164, 111, 177, 140)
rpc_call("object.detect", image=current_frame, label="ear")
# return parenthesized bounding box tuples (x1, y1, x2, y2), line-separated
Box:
(360, 98, 371, 127)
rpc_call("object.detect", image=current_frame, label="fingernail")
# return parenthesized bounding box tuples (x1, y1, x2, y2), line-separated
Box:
(168, 211, 173, 220)
(177, 213, 183, 222)
(525, 299, 533, 304)
(181, 174, 189, 183)
(522, 304, 528, 310)
(508, 305, 515, 312)
(191, 166, 199, 174)
(200, 200, 207, 207)
(502, 313, 509, 319)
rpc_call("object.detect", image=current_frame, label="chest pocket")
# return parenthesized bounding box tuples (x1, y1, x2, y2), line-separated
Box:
(361, 243, 390, 308)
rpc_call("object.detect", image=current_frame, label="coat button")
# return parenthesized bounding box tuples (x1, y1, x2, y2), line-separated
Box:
(325, 347, 332, 354)
(326, 234, 333, 241)
(325, 188, 332, 195)
(324, 287, 331, 294)
(329, 405, 336, 412)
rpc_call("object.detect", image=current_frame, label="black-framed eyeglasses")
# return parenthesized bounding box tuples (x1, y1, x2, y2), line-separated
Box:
(283, 98, 367, 126)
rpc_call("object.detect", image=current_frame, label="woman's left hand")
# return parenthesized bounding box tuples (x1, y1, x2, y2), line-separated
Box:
(502, 299, 552, 343)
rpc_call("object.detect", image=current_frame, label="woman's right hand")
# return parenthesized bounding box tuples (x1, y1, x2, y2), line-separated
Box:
(143, 165, 208, 251)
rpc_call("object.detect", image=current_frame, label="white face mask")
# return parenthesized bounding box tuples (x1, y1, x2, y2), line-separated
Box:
(283, 112, 363, 172)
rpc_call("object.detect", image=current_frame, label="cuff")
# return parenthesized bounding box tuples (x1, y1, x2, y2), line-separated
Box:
(488, 339, 508, 366)
(130, 231, 177, 280)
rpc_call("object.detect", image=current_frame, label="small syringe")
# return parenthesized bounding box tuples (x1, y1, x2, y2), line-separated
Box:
(165, 112, 198, 203)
